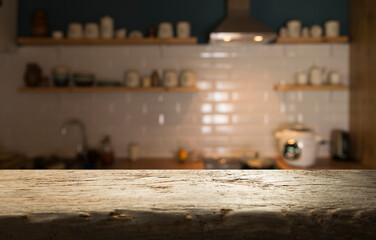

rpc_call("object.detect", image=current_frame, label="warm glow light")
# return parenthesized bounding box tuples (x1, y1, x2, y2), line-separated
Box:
(253, 35, 264, 42)
(288, 139, 296, 145)
(223, 36, 232, 42)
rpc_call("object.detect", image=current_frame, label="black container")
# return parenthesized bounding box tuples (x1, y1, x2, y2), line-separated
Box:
(331, 130, 350, 161)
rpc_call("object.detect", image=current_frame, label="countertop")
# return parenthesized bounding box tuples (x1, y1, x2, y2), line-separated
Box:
(104, 157, 370, 170)
(0, 170, 375, 239)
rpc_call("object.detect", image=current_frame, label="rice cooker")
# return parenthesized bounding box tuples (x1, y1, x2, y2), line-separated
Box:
(275, 125, 323, 168)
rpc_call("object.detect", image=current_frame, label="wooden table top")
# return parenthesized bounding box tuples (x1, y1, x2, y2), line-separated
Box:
(0, 170, 375, 239)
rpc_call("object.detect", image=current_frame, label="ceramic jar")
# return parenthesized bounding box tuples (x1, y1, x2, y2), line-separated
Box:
(124, 70, 140, 88)
(179, 70, 196, 87)
(177, 21, 191, 38)
(32, 10, 48, 37)
(84, 23, 99, 39)
(24, 63, 42, 87)
(100, 15, 114, 39)
(158, 22, 174, 38)
(68, 23, 83, 39)
(163, 70, 178, 87)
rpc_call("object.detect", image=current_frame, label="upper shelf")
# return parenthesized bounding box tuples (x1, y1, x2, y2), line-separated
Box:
(18, 86, 198, 93)
(274, 85, 349, 91)
(17, 37, 198, 45)
(276, 36, 349, 44)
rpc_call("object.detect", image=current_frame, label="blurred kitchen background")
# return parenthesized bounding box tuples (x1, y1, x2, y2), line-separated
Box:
(0, 0, 374, 169)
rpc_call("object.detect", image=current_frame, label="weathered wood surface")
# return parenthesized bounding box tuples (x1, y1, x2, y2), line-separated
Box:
(0, 170, 375, 240)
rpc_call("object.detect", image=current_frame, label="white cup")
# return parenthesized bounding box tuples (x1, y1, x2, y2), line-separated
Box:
(311, 25, 323, 38)
(325, 20, 340, 38)
(329, 72, 341, 85)
(179, 70, 196, 87)
(84, 23, 99, 39)
(68, 23, 83, 39)
(129, 30, 143, 39)
(287, 20, 302, 38)
(52, 31, 64, 39)
(116, 28, 127, 39)
(177, 21, 191, 38)
(163, 70, 178, 87)
(158, 22, 174, 39)
(124, 70, 140, 88)
(295, 72, 308, 85)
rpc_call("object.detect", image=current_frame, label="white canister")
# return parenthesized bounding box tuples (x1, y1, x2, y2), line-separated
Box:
(100, 15, 114, 39)
(158, 22, 174, 39)
(295, 72, 308, 85)
(287, 20, 302, 38)
(84, 23, 99, 39)
(310, 25, 323, 38)
(124, 70, 140, 88)
(329, 72, 341, 85)
(163, 70, 178, 87)
(68, 23, 83, 39)
(325, 20, 340, 38)
(177, 21, 191, 38)
(179, 70, 196, 87)
(116, 28, 127, 39)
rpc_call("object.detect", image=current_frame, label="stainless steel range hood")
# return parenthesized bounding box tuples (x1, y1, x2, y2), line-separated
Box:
(210, 0, 276, 44)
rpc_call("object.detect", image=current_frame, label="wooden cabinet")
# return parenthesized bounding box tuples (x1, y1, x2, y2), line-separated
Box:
(0, 0, 17, 51)
(350, 0, 376, 168)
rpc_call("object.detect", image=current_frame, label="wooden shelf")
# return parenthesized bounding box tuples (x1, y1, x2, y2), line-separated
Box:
(18, 86, 198, 93)
(276, 36, 349, 44)
(17, 37, 198, 45)
(274, 84, 349, 91)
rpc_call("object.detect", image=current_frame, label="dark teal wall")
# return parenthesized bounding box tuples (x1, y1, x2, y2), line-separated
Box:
(18, 0, 349, 43)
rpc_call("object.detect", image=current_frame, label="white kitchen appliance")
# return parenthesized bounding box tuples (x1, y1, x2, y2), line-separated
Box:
(275, 125, 323, 168)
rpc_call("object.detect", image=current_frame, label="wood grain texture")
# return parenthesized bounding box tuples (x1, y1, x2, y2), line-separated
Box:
(0, 170, 375, 239)
(350, 0, 376, 168)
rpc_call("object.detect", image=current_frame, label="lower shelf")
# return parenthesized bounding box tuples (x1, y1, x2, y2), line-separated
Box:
(18, 86, 198, 93)
(274, 84, 348, 91)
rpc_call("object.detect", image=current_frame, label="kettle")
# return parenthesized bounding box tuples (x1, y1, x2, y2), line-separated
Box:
(309, 65, 326, 85)
(275, 125, 323, 168)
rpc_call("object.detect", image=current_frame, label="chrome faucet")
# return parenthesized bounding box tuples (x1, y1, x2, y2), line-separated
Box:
(60, 119, 88, 160)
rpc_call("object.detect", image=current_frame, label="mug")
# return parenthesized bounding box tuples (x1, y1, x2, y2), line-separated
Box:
(177, 21, 191, 38)
(287, 20, 302, 38)
(116, 28, 127, 39)
(100, 15, 114, 39)
(329, 72, 341, 85)
(163, 70, 178, 87)
(84, 23, 99, 39)
(158, 22, 174, 39)
(68, 23, 83, 39)
(311, 25, 323, 38)
(295, 72, 308, 85)
(124, 70, 140, 88)
(179, 70, 196, 87)
(325, 20, 340, 38)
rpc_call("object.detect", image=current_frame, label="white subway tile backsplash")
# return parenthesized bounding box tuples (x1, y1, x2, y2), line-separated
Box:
(0, 44, 349, 159)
